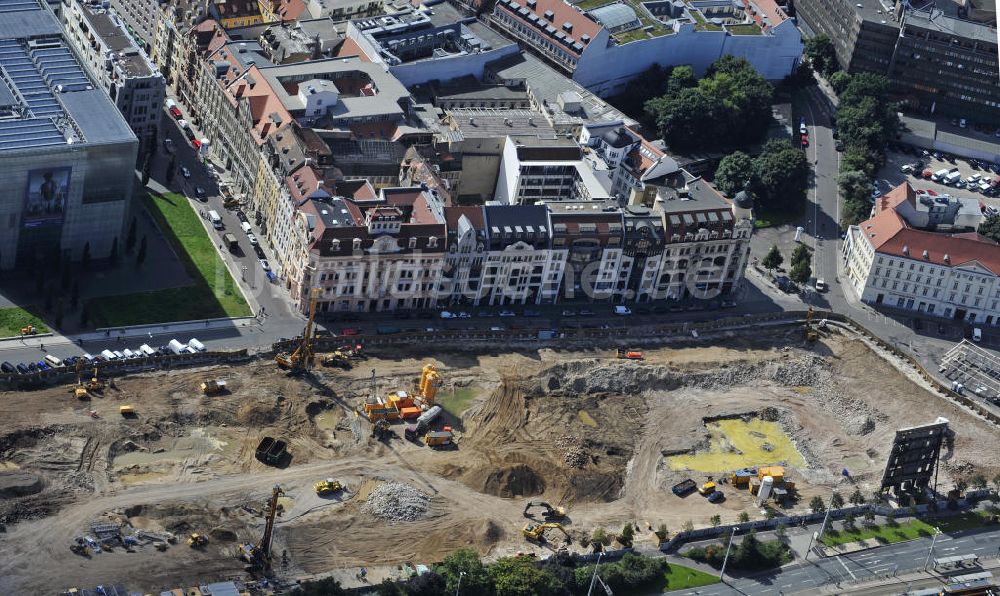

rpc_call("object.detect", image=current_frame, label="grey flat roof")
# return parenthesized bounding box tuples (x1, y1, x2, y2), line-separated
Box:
(61, 90, 136, 142)
(904, 9, 998, 44)
(588, 2, 639, 29)
(656, 172, 732, 213)
(0, 7, 62, 38)
(450, 107, 556, 138)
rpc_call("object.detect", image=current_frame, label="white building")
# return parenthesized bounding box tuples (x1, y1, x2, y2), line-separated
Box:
(843, 183, 1000, 326)
(494, 136, 611, 204)
(62, 0, 165, 157)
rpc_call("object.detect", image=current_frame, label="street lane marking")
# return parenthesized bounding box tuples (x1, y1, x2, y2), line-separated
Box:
(838, 556, 858, 580)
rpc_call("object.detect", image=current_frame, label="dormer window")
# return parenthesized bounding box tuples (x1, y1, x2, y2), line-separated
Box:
(428, 236, 438, 248)
(353, 238, 362, 250)
(331, 239, 340, 251)
(409, 237, 418, 248)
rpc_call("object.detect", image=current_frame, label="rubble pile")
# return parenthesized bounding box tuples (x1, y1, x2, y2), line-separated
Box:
(361, 482, 429, 521)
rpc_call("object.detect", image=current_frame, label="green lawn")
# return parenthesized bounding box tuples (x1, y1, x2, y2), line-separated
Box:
(658, 563, 721, 592)
(437, 386, 479, 416)
(931, 510, 997, 533)
(0, 306, 48, 337)
(820, 519, 936, 547)
(84, 193, 250, 327)
(754, 204, 804, 229)
(727, 24, 762, 35)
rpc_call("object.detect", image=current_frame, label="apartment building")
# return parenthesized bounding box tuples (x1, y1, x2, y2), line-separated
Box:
(580, 122, 671, 200)
(292, 186, 449, 313)
(62, 0, 165, 157)
(262, 0, 382, 23)
(476, 204, 566, 305)
(843, 183, 1000, 326)
(257, 18, 343, 64)
(494, 136, 611, 204)
(490, 0, 801, 96)
(795, 0, 1000, 124)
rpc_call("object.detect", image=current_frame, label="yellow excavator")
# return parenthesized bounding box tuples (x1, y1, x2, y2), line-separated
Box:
(239, 485, 284, 568)
(187, 533, 208, 548)
(523, 500, 567, 521)
(314, 478, 343, 495)
(522, 522, 570, 544)
(804, 307, 819, 342)
(321, 351, 351, 369)
(73, 361, 104, 399)
(276, 289, 319, 374)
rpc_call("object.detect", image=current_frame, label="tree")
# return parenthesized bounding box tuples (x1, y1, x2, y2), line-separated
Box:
(666, 65, 696, 94)
(864, 510, 876, 526)
(849, 488, 866, 505)
(752, 139, 809, 211)
(136, 235, 148, 266)
(437, 549, 493, 596)
(591, 527, 610, 551)
(737, 511, 750, 523)
(655, 523, 669, 541)
(619, 522, 635, 546)
(126, 217, 137, 252)
(82, 242, 91, 270)
(840, 170, 875, 226)
(804, 34, 837, 75)
(978, 214, 1000, 244)
(487, 556, 564, 596)
(683, 519, 694, 532)
(775, 523, 787, 538)
(291, 577, 347, 596)
(789, 260, 812, 284)
(830, 492, 845, 509)
(710, 514, 722, 527)
(375, 579, 402, 596)
(761, 245, 784, 273)
(405, 571, 446, 596)
(829, 71, 851, 94)
(714, 151, 754, 196)
(844, 512, 856, 528)
(809, 495, 826, 513)
(612, 64, 671, 122)
(971, 474, 988, 491)
(791, 244, 812, 268)
(993, 472, 1000, 494)
(109, 238, 119, 266)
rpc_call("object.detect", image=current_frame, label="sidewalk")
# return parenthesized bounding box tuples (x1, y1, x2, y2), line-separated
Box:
(0, 316, 261, 351)
(806, 554, 1000, 595)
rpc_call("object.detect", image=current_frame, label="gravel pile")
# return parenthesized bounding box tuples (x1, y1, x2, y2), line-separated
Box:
(362, 482, 429, 521)
(555, 436, 588, 468)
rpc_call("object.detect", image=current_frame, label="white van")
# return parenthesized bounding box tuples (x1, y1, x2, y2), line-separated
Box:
(208, 210, 223, 230)
(43, 354, 62, 367)
(613, 305, 632, 316)
(187, 338, 206, 352)
(167, 339, 186, 355)
(931, 168, 951, 182)
(165, 98, 176, 109)
(944, 171, 962, 185)
(240, 221, 252, 234)
(122, 349, 135, 359)
(973, 328, 983, 342)
(139, 344, 156, 356)
(100, 349, 117, 361)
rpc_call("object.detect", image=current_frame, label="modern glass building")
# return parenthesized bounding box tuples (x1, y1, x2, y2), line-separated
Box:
(0, 0, 137, 270)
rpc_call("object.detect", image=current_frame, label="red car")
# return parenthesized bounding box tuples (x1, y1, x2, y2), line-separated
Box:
(191, 138, 201, 150)
(800, 135, 808, 148)
(169, 105, 182, 119)
(341, 328, 359, 336)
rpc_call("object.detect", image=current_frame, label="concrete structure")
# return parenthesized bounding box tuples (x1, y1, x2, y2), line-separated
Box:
(795, 0, 1000, 125)
(843, 182, 1000, 326)
(345, 1, 519, 88)
(0, 0, 138, 270)
(62, 0, 165, 157)
(490, 0, 801, 96)
(494, 136, 611, 204)
(258, 18, 343, 63)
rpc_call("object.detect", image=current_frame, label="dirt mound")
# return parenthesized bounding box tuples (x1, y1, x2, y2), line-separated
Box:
(0, 472, 44, 498)
(479, 464, 545, 498)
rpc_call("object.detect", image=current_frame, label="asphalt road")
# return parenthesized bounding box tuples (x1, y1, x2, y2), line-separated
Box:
(673, 526, 1000, 595)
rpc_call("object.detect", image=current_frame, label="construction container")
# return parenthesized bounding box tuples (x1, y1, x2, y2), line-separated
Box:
(256, 437, 275, 460)
(758, 466, 784, 482)
(698, 482, 716, 495)
(730, 468, 756, 486)
(425, 431, 453, 447)
(388, 391, 414, 409)
(400, 407, 422, 419)
(748, 479, 760, 495)
(671, 479, 696, 497)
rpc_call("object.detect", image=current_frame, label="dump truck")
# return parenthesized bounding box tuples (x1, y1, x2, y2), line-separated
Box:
(672, 479, 697, 497)
(255, 436, 288, 465)
(200, 379, 227, 395)
(424, 430, 453, 448)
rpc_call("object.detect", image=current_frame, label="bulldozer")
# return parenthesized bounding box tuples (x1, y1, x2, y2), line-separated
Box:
(200, 379, 227, 395)
(321, 351, 352, 369)
(314, 478, 343, 495)
(804, 307, 819, 342)
(523, 500, 567, 521)
(187, 533, 208, 548)
(276, 289, 319, 375)
(616, 348, 644, 360)
(522, 522, 570, 544)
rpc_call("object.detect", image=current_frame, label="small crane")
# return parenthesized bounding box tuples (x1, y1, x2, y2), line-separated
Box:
(275, 288, 319, 374)
(239, 485, 285, 569)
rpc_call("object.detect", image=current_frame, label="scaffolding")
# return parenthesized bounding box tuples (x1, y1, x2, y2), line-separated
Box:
(939, 340, 1000, 402)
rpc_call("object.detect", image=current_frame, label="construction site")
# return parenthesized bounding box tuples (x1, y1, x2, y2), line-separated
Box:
(1, 319, 1000, 593)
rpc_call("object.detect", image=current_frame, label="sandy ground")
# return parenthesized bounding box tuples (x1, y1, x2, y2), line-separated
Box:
(0, 326, 997, 593)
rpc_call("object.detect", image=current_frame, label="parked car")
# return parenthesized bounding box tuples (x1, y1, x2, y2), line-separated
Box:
(237, 210, 249, 223)
(247, 233, 258, 245)
(523, 309, 541, 317)
(195, 187, 206, 201)
(253, 245, 266, 259)
(457, 312, 471, 318)
(613, 306, 632, 316)
(440, 311, 455, 319)
(815, 279, 827, 292)
(498, 310, 515, 317)
(476, 310, 494, 318)
(560, 309, 576, 317)
(579, 309, 595, 316)
(259, 259, 270, 271)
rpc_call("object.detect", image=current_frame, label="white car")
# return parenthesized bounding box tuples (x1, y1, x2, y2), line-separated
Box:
(815, 279, 827, 292)
(498, 310, 515, 317)
(440, 311, 455, 319)
(613, 306, 632, 316)
(180, 166, 190, 178)
(799, 123, 807, 135)
(959, 118, 967, 128)
(259, 259, 270, 271)
(247, 233, 258, 245)
(457, 311, 471, 318)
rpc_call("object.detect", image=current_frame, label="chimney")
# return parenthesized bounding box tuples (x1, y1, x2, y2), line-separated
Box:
(922, 249, 929, 259)
(943, 254, 950, 264)
(902, 245, 909, 256)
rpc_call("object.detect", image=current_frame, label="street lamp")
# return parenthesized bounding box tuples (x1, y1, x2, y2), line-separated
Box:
(922, 527, 942, 570)
(720, 527, 738, 582)
(455, 571, 465, 596)
(587, 552, 604, 596)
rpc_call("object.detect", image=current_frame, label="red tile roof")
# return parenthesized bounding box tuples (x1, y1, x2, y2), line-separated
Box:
(860, 182, 1000, 275)
(335, 38, 372, 61)
(444, 206, 485, 230)
(740, 0, 788, 31)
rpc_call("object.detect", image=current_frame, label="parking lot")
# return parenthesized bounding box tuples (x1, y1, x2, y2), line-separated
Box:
(878, 146, 1000, 212)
